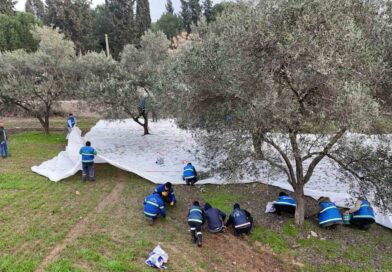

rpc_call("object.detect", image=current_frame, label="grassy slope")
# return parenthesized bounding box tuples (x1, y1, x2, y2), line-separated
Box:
(0, 118, 391, 271)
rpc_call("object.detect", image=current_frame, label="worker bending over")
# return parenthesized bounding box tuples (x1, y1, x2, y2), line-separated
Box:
(154, 182, 176, 206)
(274, 192, 296, 216)
(204, 203, 226, 233)
(187, 201, 206, 247)
(226, 203, 253, 236)
(144, 193, 166, 225)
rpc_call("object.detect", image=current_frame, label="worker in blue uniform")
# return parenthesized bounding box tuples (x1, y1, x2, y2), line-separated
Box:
(154, 182, 176, 206)
(183, 162, 198, 185)
(226, 203, 253, 236)
(274, 192, 297, 216)
(187, 201, 205, 247)
(204, 203, 226, 233)
(348, 197, 375, 230)
(317, 197, 343, 228)
(67, 113, 76, 133)
(79, 141, 97, 182)
(144, 193, 166, 224)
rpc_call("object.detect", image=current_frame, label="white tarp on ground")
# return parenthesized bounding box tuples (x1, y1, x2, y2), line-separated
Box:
(31, 119, 392, 229)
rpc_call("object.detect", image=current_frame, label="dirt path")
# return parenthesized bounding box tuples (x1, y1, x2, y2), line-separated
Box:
(34, 171, 127, 272)
(172, 185, 294, 272)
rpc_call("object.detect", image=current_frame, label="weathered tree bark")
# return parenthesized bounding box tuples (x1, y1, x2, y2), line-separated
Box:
(252, 132, 262, 160)
(294, 183, 305, 226)
(132, 111, 149, 135)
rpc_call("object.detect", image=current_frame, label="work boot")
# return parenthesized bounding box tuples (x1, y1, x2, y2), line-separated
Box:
(197, 233, 202, 247)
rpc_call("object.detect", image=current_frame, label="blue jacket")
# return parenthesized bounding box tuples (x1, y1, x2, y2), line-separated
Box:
(188, 205, 205, 224)
(227, 208, 251, 229)
(79, 146, 97, 163)
(318, 201, 343, 225)
(67, 117, 76, 128)
(205, 205, 226, 230)
(154, 184, 176, 203)
(183, 164, 197, 180)
(275, 196, 297, 207)
(144, 193, 166, 219)
(353, 200, 375, 220)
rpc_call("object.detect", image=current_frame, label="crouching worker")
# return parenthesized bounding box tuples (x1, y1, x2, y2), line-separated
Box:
(318, 197, 343, 229)
(204, 203, 226, 233)
(144, 193, 166, 225)
(274, 192, 296, 216)
(154, 182, 176, 206)
(348, 197, 375, 230)
(187, 201, 205, 247)
(183, 162, 198, 185)
(226, 203, 253, 236)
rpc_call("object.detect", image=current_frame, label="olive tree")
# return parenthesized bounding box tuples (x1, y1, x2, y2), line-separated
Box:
(0, 26, 77, 134)
(80, 30, 169, 135)
(163, 0, 386, 225)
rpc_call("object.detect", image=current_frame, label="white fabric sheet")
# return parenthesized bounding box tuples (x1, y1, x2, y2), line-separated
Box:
(31, 119, 392, 229)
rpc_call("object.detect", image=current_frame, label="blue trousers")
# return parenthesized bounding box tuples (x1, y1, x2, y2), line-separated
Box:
(0, 141, 8, 158)
(82, 162, 95, 182)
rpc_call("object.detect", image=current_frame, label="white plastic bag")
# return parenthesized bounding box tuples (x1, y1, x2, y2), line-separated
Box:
(265, 201, 276, 213)
(145, 245, 169, 270)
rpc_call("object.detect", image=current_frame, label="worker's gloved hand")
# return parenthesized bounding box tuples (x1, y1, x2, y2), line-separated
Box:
(162, 191, 168, 197)
(170, 201, 175, 206)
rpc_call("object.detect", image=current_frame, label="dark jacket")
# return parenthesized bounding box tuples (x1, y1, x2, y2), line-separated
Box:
(226, 208, 252, 229)
(204, 203, 226, 230)
(188, 204, 206, 224)
(0, 128, 7, 142)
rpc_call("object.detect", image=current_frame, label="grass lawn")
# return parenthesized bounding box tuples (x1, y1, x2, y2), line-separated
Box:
(0, 118, 391, 271)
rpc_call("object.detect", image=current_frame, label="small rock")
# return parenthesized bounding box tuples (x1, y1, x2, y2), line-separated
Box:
(75, 190, 80, 195)
(310, 231, 318, 237)
(307, 234, 311, 239)
(292, 244, 301, 249)
(320, 237, 327, 241)
(232, 262, 237, 266)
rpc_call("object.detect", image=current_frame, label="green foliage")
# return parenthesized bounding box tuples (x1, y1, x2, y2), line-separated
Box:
(163, 0, 388, 225)
(0, 12, 41, 52)
(0, 0, 15, 15)
(136, 0, 151, 40)
(166, 0, 174, 14)
(202, 0, 213, 22)
(154, 12, 181, 40)
(180, 0, 192, 33)
(44, 0, 97, 53)
(106, 0, 136, 59)
(0, 26, 78, 133)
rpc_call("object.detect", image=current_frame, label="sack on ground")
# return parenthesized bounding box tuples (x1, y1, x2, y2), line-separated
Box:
(265, 201, 276, 213)
(145, 245, 169, 270)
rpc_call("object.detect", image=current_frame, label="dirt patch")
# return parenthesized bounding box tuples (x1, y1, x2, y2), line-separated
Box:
(34, 172, 127, 272)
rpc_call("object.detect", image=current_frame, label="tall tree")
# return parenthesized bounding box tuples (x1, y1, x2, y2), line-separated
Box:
(44, 0, 96, 53)
(166, 0, 174, 14)
(180, 0, 191, 33)
(0, 12, 41, 52)
(94, 4, 113, 52)
(136, 0, 151, 39)
(106, 0, 135, 58)
(163, 0, 386, 226)
(189, 0, 201, 25)
(0, 26, 78, 134)
(154, 12, 181, 41)
(0, 0, 15, 15)
(202, 0, 213, 22)
(25, 0, 45, 20)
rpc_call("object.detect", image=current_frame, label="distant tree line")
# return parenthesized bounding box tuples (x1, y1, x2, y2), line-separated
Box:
(0, 0, 230, 56)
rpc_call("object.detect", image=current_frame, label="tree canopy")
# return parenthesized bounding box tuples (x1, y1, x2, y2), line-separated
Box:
(162, 0, 387, 225)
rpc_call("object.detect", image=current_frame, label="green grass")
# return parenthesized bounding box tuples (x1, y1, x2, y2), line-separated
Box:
(251, 226, 290, 253)
(200, 186, 245, 214)
(1, 120, 391, 271)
